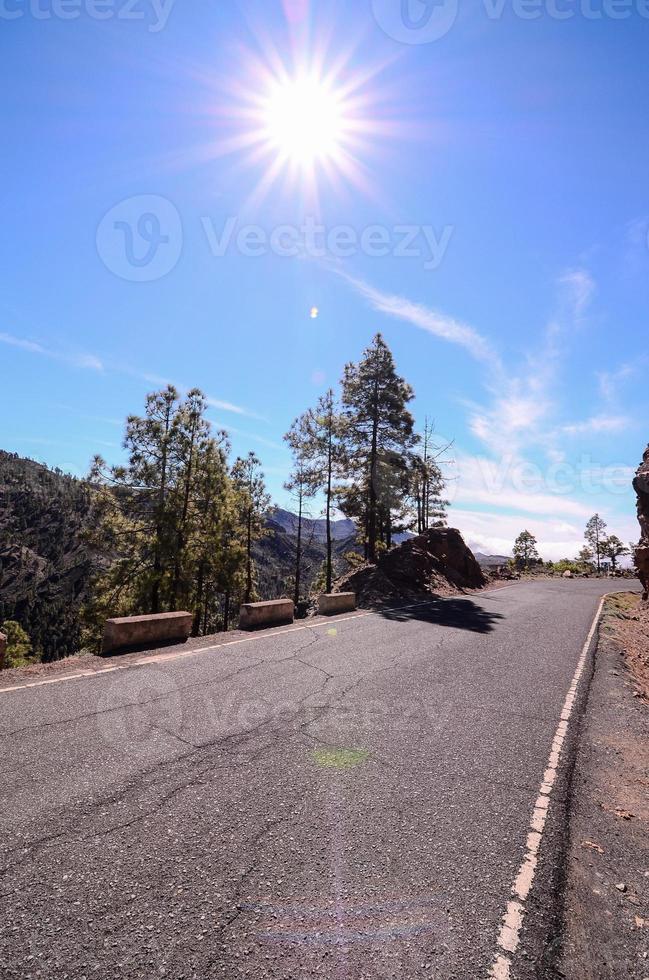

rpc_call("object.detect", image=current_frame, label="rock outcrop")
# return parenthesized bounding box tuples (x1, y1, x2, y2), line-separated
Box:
(633, 445, 649, 600)
(333, 527, 486, 607)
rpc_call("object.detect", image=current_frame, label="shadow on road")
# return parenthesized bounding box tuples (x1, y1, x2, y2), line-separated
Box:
(379, 597, 505, 634)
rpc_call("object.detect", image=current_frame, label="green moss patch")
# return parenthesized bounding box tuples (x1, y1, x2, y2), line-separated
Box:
(310, 747, 370, 770)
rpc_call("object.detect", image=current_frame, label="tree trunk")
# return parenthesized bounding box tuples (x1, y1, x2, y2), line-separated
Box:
(326, 429, 333, 594)
(294, 488, 303, 607)
(223, 590, 231, 633)
(171, 423, 197, 605)
(367, 382, 379, 563)
(192, 562, 205, 636)
(151, 404, 172, 614)
(245, 507, 253, 603)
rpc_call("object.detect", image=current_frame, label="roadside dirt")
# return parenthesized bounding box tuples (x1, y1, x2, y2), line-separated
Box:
(559, 592, 649, 979)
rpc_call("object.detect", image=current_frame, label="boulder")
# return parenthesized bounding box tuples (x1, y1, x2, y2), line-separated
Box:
(334, 528, 486, 608)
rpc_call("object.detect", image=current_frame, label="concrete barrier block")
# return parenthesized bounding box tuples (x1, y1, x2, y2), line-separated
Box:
(101, 611, 193, 655)
(239, 599, 294, 631)
(318, 593, 356, 615)
(0, 632, 7, 671)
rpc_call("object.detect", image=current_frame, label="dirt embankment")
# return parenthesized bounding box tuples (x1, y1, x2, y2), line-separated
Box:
(559, 592, 649, 980)
(334, 527, 487, 607)
(602, 592, 649, 700)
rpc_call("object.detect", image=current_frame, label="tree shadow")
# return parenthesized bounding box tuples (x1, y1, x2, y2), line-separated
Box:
(377, 597, 505, 634)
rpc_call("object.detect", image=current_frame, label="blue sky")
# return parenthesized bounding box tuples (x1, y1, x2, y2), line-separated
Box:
(2, 0, 648, 559)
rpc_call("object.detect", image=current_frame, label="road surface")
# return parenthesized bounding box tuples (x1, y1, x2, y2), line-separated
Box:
(0, 580, 634, 979)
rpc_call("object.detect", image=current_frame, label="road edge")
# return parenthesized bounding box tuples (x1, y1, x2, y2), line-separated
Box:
(488, 593, 611, 980)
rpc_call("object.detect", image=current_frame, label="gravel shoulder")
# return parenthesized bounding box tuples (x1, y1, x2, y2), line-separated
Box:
(559, 592, 649, 979)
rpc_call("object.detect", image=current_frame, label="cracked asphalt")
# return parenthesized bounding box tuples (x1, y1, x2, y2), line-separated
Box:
(0, 580, 634, 980)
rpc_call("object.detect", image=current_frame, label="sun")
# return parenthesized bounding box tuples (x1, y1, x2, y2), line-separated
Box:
(200, 40, 405, 207)
(260, 73, 346, 169)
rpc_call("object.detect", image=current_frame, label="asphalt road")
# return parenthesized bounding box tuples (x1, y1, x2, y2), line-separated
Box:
(0, 580, 635, 980)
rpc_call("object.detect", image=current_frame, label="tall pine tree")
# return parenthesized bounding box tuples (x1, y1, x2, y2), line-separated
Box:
(231, 453, 271, 604)
(285, 389, 343, 594)
(339, 335, 417, 562)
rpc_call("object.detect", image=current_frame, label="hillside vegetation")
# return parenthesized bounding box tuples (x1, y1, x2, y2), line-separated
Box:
(0, 452, 94, 661)
(0, 452, 350, 661)
(1, 334, 454, 663)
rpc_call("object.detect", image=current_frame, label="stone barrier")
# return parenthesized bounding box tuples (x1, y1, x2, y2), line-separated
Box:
(0, 632, 7, 671)
(101, 611, 193, 655)
(318, 593, 357, 615)
(239, 599, 294, 631)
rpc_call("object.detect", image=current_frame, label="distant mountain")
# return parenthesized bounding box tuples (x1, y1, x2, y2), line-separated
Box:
(472, 552, 511, 568)
(272, 508, 357, 542)
(272, 508, 415, 546)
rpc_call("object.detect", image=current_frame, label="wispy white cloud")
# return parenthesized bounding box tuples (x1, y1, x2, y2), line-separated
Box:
(0, 332, 48, 355)
(467, 381, 554, 458)
(336, 271, 501, 369)
(0, 331, 104, 371)
(597, 358, 647, 403)
(559, 268, 595, 321)
(205, 396, 267, 421)
(2, 330, 264, 421)
(214, 421, 287, 453)
(561, 415, 629, 436)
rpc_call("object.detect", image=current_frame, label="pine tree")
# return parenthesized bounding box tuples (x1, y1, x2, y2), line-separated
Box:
(585, 514, 608, 574)
(187, 432, 240, 634)
(87, 384, 186, 617)
(84, 386, 248, 645)
(410, 419, 450, 534)
(513, 530, 540, 569)
(283, 460, 315, 607)
(0, 620, 34, 669)
(577, 545, 595, 572)
(285, 390, 343, 594)
(169, 389, 212, 606)
(232, 453, 271, 604)
(339, 334, 417, 562)
(600, 534, 629, 572)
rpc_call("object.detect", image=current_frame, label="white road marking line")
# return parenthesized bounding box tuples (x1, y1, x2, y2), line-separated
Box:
(0, 591, 508, 696)
(488, 593, 610, 979)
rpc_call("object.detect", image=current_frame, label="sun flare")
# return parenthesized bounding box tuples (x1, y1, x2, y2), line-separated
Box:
(205, 41, 402, 207)
(261, 74, 346, 168)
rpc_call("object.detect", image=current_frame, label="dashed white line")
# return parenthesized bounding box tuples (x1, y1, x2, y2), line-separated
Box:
(487, 593, 610, 979)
